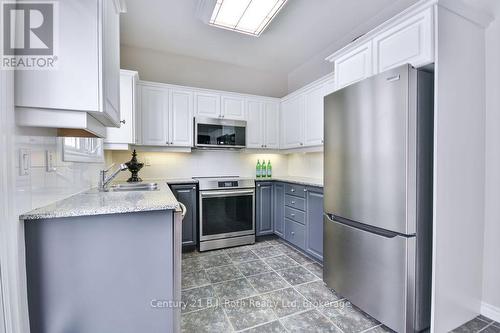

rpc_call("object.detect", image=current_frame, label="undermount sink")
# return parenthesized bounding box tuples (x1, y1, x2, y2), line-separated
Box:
(108, 182, 159, 192)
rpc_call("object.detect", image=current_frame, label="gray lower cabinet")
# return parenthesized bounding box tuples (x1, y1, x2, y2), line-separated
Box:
(255, 180, 324, 261)
(170, 183, 197, 247)
(273, 183, 285, 237)
(256, 182, 274, 236)
(305, 186, 324, 261)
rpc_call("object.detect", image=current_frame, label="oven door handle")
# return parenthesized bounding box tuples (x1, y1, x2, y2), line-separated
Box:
(200, 190, 255, 198)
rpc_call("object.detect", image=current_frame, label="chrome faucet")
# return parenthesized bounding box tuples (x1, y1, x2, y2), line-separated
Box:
(99, 163, 128, 191)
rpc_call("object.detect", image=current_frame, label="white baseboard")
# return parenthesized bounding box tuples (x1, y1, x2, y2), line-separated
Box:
(481, 302, 500, 322)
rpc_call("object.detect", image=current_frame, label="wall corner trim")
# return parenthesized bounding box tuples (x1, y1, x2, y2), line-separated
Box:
(481, 302, 500, 323)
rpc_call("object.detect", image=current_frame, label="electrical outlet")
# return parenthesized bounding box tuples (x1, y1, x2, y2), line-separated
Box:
(19, 148, 31, 176)
(46, 150, 56, 172)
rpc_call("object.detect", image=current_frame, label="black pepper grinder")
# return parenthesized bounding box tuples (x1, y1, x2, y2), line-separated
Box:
(125, 150, 144, 183)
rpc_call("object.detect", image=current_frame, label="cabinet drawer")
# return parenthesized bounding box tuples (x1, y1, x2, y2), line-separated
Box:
(285, 218, 305, 249)
(285, 183, 306, 198)
(285, 195, 306, 211)
(285, 206, 305, 225)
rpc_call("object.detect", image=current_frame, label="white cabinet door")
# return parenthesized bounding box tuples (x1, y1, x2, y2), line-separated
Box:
(246, 100, 263, 149)
(101, 0, 121, 125)
(281, 95, 305, 149)
(170, 89, 193, 147)
(221, 95, 246, 120)
(15, 0, 100, 112)
(14, 0, 122, 127)
(304, 85, 324, 146)
(373, 8, 434, 73)
(140, 85, 169, 146)
(264, 101, 280, 149)
(105, 71, 137, 144)
(194, 92, 220, 118)
(334, 41, 373, 90)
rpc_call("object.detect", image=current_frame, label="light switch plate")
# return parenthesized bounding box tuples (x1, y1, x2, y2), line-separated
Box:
(19, 148, 31, 176)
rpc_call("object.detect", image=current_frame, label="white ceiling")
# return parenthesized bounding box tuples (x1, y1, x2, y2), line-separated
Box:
(121, 0, 423, 75)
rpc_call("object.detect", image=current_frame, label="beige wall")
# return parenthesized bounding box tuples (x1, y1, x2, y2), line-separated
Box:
(287, 152, 323, 179)
(121, 45, 288, 98)
(108, 150, 323, 181)
(482, 11, 500, 317)
(109, 150, 288, 181)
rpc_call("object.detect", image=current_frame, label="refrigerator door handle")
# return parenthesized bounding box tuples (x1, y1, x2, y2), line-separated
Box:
(324, 213, 406, 239)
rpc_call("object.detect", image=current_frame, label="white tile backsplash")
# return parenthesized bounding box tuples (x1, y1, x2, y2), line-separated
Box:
(14, 127, 104, 216)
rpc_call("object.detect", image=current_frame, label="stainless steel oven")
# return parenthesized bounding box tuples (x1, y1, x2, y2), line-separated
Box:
(196, 177, 255, 251)
(194, 117, 246, 149)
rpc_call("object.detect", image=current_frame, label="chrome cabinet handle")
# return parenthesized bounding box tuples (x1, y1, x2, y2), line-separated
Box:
(120, 119, 126, 124)
(192, 186, 196, 190)
(291, 201, 296, 204)
(291, 231, 295, 236)
(291, 189, 295, 192)
(290, 213, 295, 217)
(304, 189, 307, 192)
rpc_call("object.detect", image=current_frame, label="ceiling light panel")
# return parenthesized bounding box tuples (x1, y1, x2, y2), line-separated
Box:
(209, 0, 288, 36)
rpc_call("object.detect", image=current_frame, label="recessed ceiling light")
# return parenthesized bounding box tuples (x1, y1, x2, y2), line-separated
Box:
(208, 0, 288, 37)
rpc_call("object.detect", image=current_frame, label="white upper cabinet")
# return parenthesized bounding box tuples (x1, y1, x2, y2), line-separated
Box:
(105, 70, 139, 147)
(304, 85, 325, 146)
(221, 95, 246, 120)
(246, 100, 263, 149)
(246, 99, 280, 149)
(327, 6, 435, 92)
(101, 0, 121, 126)
(194, 92, 220, 118)
(334, 41, 373, 90)
(281, 95, 306, 149)
(264, 102, 280, 149)
(373, 7, 434, 73)
(169, 89, 193, 147)
(194, 92, 246, 120)
(15, 0, 122, 131)
(139, 84, 170, 146)
(139, 82, 193, 147)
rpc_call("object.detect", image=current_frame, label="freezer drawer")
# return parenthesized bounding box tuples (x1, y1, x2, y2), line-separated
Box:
(323, 215, 417, 333)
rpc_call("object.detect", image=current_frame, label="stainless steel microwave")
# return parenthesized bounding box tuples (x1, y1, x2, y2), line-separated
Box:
(194, 117, 246, 149)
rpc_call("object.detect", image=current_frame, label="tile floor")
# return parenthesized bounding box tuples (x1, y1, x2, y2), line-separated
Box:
(181, 239, 500, 333)
(181, 239, 393, 333)
(451, 316, 500, 333)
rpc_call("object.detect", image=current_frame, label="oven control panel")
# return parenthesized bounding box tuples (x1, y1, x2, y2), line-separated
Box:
(218, 181, 238, 188)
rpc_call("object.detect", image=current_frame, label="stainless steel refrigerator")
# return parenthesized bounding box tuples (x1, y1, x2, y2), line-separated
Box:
(323, 64, 433, 333)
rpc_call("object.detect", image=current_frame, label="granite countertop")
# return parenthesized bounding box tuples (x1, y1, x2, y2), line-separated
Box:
(255, 176, 323, 187)
(20, 182, 180, 221)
